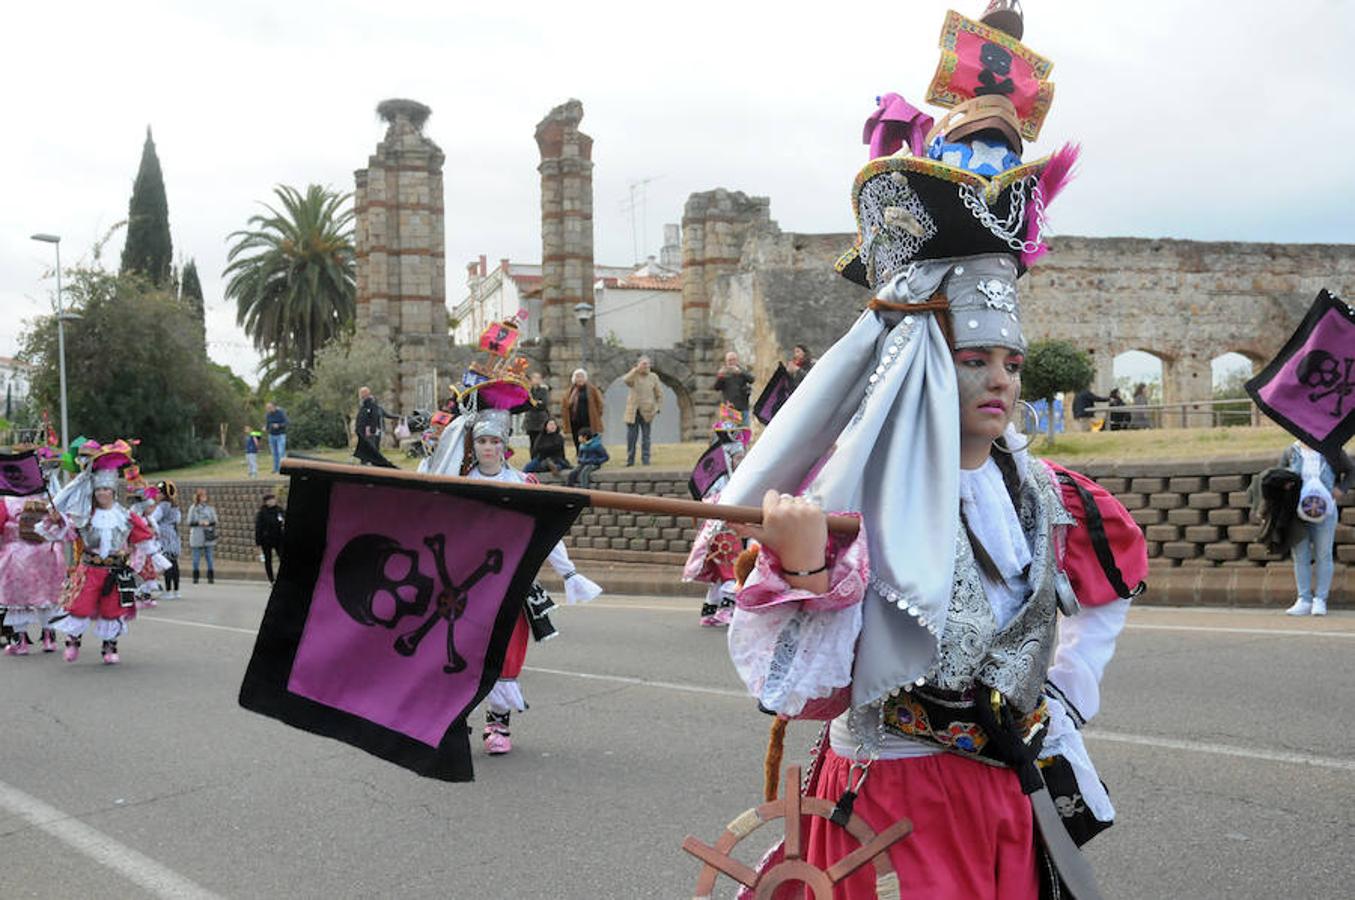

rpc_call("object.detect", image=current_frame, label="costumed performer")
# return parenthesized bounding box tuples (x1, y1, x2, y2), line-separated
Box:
(682, 439, 748, 628)
(0, 452, 67, 655)
(39, 440, 171, 665)
(420, 322, 604, 756)
(713, 4, 1134, 896)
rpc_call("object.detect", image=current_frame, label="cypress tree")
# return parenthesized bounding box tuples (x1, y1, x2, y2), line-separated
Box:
(120, 127, 173, 285)
(180, 258, 207, 351)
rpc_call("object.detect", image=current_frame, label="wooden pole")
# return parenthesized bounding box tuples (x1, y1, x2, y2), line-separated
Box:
(280, 458, 862, 536)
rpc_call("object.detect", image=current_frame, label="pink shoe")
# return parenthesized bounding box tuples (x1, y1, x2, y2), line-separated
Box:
(483, 727, 512, 755)
(102, 651, 120, 665)
(712, 605, 734, 627)
(41, 632, 57, 653)
(13, 636, 30, 656)
(63, 642, 79, 662)
(699, 613, 722, 627)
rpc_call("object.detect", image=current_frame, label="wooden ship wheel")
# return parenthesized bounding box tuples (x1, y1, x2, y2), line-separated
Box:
(682, 766, 912, 899)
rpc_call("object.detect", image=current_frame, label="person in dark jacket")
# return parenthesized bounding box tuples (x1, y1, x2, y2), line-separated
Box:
(567, 429, 609, 488)
(714, 351, 756, 419)
(787, 344, 815, 392)
(264, 402, 288, 473)
(354, 386, 398, 468)
(254, 493, 286, 584)
(521, 372, 552, 454)
(1072, 387, 1109, 431)
(523, 418, 572, 474)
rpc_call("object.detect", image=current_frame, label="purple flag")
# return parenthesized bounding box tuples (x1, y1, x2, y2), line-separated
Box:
(239, 465, 585, 780)
(0, 450, 46, 496)
(753, 363, 794, 426)
(688, 443, 732, 500)
(1246, 290, 1355, 465)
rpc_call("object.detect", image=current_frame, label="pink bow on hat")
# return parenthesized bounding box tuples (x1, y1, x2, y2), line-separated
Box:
(863, 93, 935, 160)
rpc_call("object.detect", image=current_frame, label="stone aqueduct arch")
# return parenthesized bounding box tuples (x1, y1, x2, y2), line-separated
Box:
(356, 99, 1355, 435)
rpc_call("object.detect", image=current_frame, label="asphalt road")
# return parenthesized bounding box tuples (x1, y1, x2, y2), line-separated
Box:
(2, 583, 1353, 899)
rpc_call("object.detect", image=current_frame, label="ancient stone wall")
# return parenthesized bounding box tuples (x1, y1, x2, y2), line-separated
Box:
(1021, 238, 1355, 405)
(354, 99, 451, 413)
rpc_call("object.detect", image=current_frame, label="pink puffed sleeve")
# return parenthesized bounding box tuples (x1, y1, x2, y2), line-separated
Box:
(737, 514, 867, 613)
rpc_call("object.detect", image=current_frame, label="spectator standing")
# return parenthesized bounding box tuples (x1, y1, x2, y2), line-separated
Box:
(522, 372, 552, 454)
(151, 481, 181, 600)
(186, 488, 218, 585)
(1281, 442, 1347, 616)
(787, 344, 815, 392)
(567, 429, 610, 488)
(254, 493, 286, 584)
(622, 356, 662, 467)
(244, 429, 261, 478)
(264, 402, 288, 473)
(714, 351, 756, 420)
(1072, 387, 1109, 432)
(1107, 388, 1131, 431)
(1130, 382, 1152, 429)
(561, 369, 604, 453)
(354, 386, 398, 468)
(523, 419, 572, 475)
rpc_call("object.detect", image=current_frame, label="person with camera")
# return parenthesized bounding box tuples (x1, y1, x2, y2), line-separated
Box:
(714, 351, 756, 421)
(187, 488, 219, 585)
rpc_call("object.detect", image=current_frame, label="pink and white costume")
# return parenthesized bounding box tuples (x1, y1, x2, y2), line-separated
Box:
(0, 496, 67, 654)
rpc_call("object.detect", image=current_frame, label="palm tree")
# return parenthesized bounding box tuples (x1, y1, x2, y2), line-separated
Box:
(224, 184, 356, 377)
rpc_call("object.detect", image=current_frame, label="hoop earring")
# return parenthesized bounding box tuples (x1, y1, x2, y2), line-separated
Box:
(993, 400, 1038, 455)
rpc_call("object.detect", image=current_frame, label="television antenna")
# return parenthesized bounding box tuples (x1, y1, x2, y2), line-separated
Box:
(620, 176, 661, 265)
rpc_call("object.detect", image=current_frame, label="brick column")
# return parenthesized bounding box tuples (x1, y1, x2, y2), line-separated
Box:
(354, 98, 450, 412)
(535, 100, 594, 364)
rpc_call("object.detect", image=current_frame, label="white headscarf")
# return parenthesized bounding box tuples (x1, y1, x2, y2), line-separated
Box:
(719, 270, 961, 708)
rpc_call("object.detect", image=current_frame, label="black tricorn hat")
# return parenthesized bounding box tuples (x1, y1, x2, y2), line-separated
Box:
(834, 153, 1056, 289)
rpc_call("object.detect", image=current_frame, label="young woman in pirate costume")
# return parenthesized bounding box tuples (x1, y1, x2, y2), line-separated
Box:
(38, 441, 171, 665)
(715, 5, 1137, 896)
(420, 338, 603, 756)
(0, 451, 66, 655)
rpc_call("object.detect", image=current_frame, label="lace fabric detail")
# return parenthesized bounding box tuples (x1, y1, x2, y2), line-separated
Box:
(922, 465, 1061, 714)
(727, 602, 861, 718)
(736, 516, 867, 614)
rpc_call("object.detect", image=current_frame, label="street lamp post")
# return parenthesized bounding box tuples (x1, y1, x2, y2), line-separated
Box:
(30, 233, 69, 450)
(575, 296, 595, 369)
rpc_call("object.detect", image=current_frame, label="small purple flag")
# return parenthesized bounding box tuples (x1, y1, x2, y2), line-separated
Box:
(753, 363, 794, 426)
(0, 450, 46, 496)
(1246, 289, 1355, 465)
(239, 464, 586, 781)
(688, 443, 732, 500)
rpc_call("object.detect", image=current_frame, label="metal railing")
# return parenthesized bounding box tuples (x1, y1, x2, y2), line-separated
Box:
(1086, 398, 1260, 430)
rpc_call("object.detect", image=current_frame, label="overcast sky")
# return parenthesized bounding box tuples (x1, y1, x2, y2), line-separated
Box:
(2, 0, 1350, 387)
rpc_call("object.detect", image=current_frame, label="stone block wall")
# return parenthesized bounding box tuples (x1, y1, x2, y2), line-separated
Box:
(171, 478, 287, 563)
(182, 456, 1352, 589)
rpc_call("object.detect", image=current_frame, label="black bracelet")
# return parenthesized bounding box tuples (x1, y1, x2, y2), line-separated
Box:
(783, 560, 829, 577)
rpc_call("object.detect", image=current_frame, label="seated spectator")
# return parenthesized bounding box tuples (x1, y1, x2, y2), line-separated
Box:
(523, 419, 573, 475)
(567, 429, 610, 488)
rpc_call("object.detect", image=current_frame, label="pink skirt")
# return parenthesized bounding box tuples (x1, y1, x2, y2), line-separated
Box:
(796, 748, 1038, 899)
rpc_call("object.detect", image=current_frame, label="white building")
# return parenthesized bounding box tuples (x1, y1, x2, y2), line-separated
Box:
(452, 256, 636, 345)
(0, 357, 31, 418)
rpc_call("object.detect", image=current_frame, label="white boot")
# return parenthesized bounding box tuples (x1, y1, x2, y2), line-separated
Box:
(1285, 598, 1313, 616)
(1311, 597, 1327, 616)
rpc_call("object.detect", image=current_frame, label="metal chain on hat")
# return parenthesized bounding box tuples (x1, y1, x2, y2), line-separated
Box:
(958, 177, 1046, 254)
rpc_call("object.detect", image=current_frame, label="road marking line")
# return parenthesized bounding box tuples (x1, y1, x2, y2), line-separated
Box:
(1124, 623, 1355, 639)
(0, 781, 224, 899)
(523, 665, 747, 698)
(142, 614, 1355, 771)
(1082, 730, 1355, 773)
(141, 616, 255, 635)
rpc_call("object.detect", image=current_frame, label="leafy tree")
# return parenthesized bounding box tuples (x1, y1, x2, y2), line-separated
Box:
(180, 257, 207, 350)
(1021, 339, 1095, 446)
(224, 184, 356, 378)
(120, 127, 174, 286)
(284, 395, 349, 450)
(19, 266, 248, 471)
(309, 332, 399, 437)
